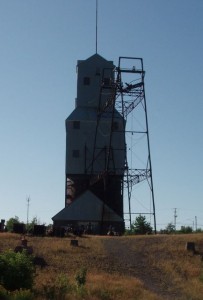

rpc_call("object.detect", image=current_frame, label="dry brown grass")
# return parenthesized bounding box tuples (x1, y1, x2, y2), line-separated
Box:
(123, 234, 203, 299)
(0, 232, 203, 299)
(84, 272, 161, 300)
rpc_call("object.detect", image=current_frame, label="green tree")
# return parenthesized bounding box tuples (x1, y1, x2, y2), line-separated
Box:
(165, 223, 176, 234)
(6, 216, 20, 232)
(26, 216, 39, 233)
(131, 215, 153, 235)
(179, 226, 193, 234)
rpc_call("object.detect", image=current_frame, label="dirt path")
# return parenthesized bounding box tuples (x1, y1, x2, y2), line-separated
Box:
(102, 237, 181, 300)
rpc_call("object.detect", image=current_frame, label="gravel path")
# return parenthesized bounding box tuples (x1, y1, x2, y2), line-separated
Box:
(102, 237, 181, 300)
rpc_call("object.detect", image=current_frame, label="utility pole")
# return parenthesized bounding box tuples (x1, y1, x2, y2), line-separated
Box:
(26, 196, 30, 228)
(174, 208, 177, 231)
(195, 216, 197, 231)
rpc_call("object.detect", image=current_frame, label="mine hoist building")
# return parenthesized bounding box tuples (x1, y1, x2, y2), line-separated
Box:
(52, 54, 156, 234)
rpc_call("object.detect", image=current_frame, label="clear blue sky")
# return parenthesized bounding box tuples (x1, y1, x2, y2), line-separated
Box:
(0, 0, 203, 230)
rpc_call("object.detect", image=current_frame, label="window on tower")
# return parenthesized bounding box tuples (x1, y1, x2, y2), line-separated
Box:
(83, 77, 90, 85)
(103, 77, 111, 87)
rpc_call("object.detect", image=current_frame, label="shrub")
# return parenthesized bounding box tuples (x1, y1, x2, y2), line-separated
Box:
(74, 268, 87, 299)
(11, 289, 34, 300)
(41, 274, 71, 300)
(54, 274, 71, 299)
(0, 250, 35, 291)
(0, 286, 34, 300)
(75, 267, 87, 287)
(0, 285, 10, 300)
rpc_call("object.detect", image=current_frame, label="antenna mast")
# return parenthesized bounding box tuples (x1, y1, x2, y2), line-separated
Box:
(174, 208, 177, 230)
(26, 196, 30, 228)
(96, 0, 98, 53)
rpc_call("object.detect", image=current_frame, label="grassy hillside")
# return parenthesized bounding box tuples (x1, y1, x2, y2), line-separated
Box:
(0, 233, 203, 299)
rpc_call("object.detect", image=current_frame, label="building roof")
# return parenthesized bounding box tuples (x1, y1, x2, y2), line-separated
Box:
(77, 53, 113, 66)
(66, 106, 122, 122)
(52, 190, 123, 222)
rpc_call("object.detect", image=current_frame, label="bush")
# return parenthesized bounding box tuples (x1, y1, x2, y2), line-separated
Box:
(0, 285, 9, 300)
(11, 289, 34, 300)
(0, 250, 35, 291)
(0, 286, 34, 300)
(75, 267, 87, 287)
(41, 274, 71, 300)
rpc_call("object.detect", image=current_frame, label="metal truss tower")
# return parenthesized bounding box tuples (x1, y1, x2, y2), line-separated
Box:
(90, 56, 156, 233)
(115, 57, 156, 233)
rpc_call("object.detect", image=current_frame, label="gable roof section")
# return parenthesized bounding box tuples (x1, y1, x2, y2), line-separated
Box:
(66, 106, 122, 123)
(66, 106, 97, 122)
(52, 190, 123, 222)
(77, 53, 113, 67)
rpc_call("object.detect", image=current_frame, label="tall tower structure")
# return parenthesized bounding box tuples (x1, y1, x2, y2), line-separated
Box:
(52, 53, 156, 234)
(115, 57, 156, 232)
(52, 54, 126, 234)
